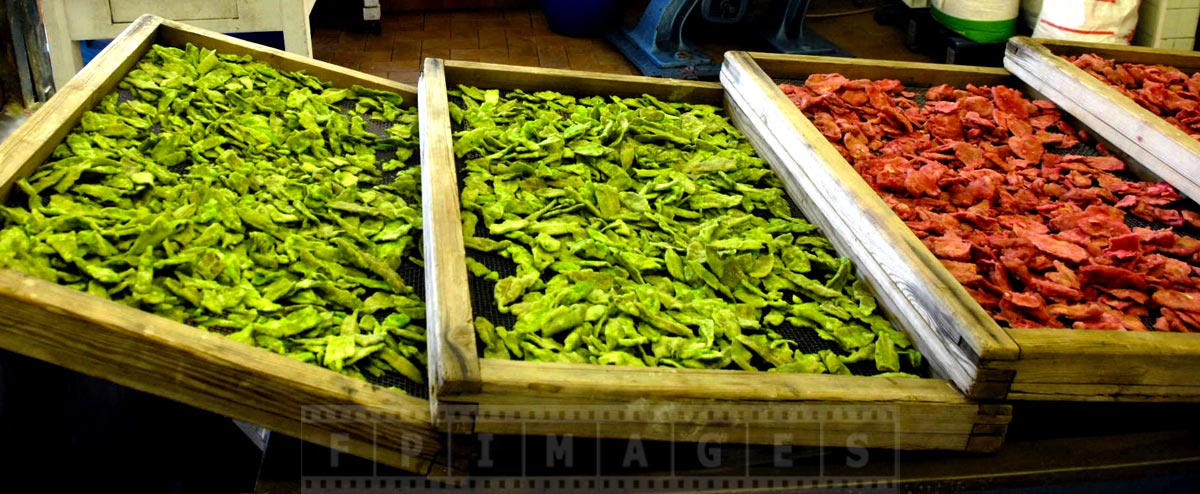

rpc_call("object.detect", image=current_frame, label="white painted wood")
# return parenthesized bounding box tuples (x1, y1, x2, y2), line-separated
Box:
(108, 0, 240, 23)
(43, 0, 317, 89)
(724, 91, 981, 392)
(40, 0, 85, 94)
(719, 54, 1019, 396)
(1005, 38, 1200, 205)
(281, 0, 316, 60)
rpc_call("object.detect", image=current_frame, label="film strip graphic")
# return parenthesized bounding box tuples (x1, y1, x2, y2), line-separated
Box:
(300, 476, 899, 493)
(301, 403, 900, 493)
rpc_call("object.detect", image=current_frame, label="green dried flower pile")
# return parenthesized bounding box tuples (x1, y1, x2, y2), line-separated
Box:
(451, 86, 922, 376)
(0, 44, 426, 388)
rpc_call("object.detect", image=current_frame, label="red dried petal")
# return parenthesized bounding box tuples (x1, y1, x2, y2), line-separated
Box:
(1153, 290, 1200, 312)
(1007, 134, 1044, 162)
(1029, 233, 1090, 263)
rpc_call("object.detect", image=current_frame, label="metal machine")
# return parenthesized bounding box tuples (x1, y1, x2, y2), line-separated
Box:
(608, 0, 848, 78)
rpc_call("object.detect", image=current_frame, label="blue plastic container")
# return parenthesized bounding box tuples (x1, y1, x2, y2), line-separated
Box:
(543, 0, 618, 38)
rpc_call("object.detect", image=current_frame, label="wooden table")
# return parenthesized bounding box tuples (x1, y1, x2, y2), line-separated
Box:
(39, 0, 318, 89)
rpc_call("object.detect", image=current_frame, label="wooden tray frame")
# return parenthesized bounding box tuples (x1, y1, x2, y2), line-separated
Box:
(419, 58, 1011, 452)
(721, 51, 1200, 403)
(1004, 37, 1200, 204)
(0, 15, 450, 474)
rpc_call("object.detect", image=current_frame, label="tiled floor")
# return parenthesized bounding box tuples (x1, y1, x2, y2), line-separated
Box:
(311, 9, 638, 87)
(310, 4, 935, 87)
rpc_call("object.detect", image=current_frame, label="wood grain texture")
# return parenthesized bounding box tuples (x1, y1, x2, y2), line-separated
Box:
(725, 93, 992, 398)
(458, 388, 1010, 451)
(721, 51, 1020, 399)
(442, 60, 723, 105)
(419, 60, 1010, 451)
(993, 330, 1200, 393)
(474, 359, 976, 404)
(1005, 37, 1200, 205)
(748, 52, 1015, 88)
(0, 270, 443, 473)
(1007, 383, 1200, 401)
(0, 16, 440, 474)
(419, 58, 482, 398)
(1019, 38, 1200, 71)
(725, 49, 1200, 402)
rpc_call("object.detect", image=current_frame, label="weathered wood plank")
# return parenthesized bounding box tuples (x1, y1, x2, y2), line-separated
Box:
(749, 52, 1015, 88)
(1024, 38, 1200, 71)
(442, 61, 723, 105)
(1005, 37, 1200, 204)
(990, 330, 1200, 390)
(475, 359, 974, 404)
(419, 57, 482, 398)
(725, 91, 996, 398)
(1008, 384, 1200, 402)
(721, 51, 1021, 398)
(0, 270, 442, 473)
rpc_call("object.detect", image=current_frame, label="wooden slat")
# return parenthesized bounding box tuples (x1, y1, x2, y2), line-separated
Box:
(0, 15, 439, 473)
(748, 52, 1015, 88)
(721, 51, 1021, 398)
(991, 330, 1200, 390)
(462, 357, 1006, 445)
(1005, 37, 1200, 204)
(0, 270, 442, 473)
(475, 359, 975, 404)
(726, 92, 990, 397)
(420, 59, 1009, 451)
(1008, 383, 1200, 401)
(1026, 38, 1200, 72)
(442, 61, 723, 105)
(420, 58, 481, 398)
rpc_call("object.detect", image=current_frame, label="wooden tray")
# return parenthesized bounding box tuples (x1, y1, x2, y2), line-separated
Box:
(419, 58, 1011, 452)
(1005, 37, 1200, 204)
(721, 51, 1200, 402)
(0, 15, 449, 474)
